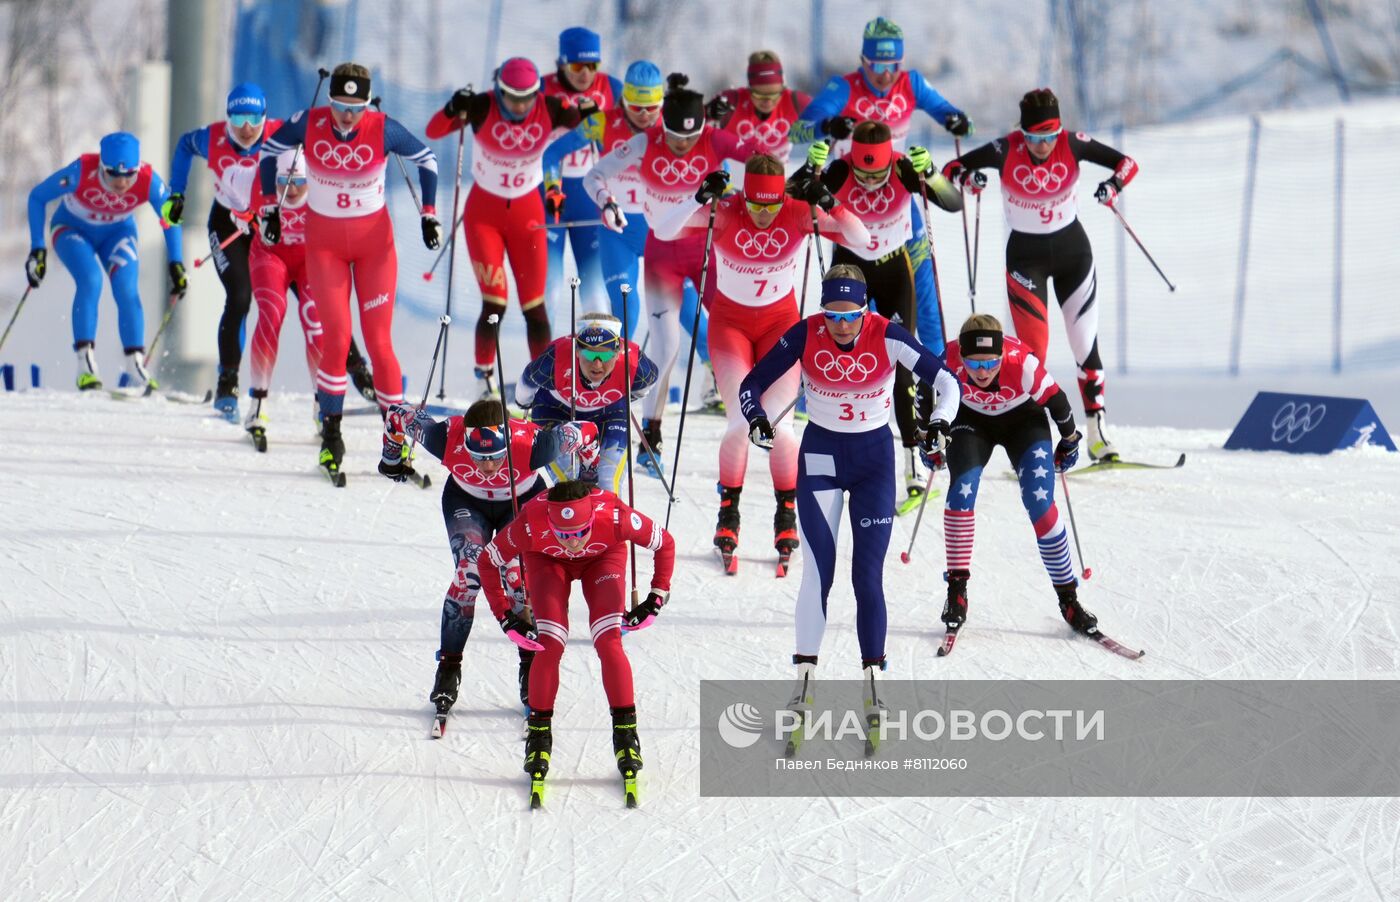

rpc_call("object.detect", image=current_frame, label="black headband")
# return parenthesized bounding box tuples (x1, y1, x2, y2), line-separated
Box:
(959, 329, 1003, 357)
(329, 73, 371, 102)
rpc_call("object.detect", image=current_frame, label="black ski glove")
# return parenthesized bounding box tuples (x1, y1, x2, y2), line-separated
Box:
(168, 262, 188, 299)
(25, 248, 46, 288)
(821, 116, 856, 140)
(695, 170, 729, 204)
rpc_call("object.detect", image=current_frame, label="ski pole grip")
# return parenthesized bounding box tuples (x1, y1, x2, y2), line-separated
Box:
(487, 313, 500, 325)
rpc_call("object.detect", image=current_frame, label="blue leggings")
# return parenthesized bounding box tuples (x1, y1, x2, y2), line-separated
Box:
(793, 423, 896, 663)
(597, 215, 648, 338)
(544, 177, 609, 329)
(51, 211, 144, 350)
(907, 197, 946, 356)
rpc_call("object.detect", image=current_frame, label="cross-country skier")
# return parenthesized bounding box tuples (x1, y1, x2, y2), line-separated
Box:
(242, 151, 322, 450)
(25, 131, 185, 391)
(170, 83, 375, 420)
(554, 60, 662, 336)
(426, 57, 599, 398)
(259, 62, 440, 484)
(704, 51, 810, 167)
(478, 479, 675, 808)
(934, 313, 1097, 651)
(795, 16, 972, 373)
(944, 87, 1138, 461)
(799, 120, 963, 511)
(583, 75, 757, 474)
(540, 27, 621, 324)
(378, 399, 600, 729)
(515, 313, 658, 493)
(739, 265, 959, 740)
(651, 154, 869, 574)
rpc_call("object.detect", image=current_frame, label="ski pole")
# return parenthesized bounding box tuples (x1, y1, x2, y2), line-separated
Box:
(628, 410, 675, 504)
(193, 226, 245, 269)
(1059, 469, 1093, 580)
(422, 204, 468, 281)
(529, 219, 606, 230)
(970, 190, 982, 302)
(953, 136, 976, 311)
(621, 282, 638, 607)
(899, 466, 941, 564)
(276, 67, 330, 211)
(663, 197, 718, 531)
(568, 276, 580, 477)
(917, 172, 951, 350)
(0, 285, 33, 355)
(405, 314, 452, 462)
(490, 311, 531, 617)
(1108, 201, 1175, 292)
(438, 113, 467, 400)
(371, 97, 424, 215)
(145, 289, 186, 362)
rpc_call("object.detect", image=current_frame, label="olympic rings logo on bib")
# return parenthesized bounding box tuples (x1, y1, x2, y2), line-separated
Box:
(1010, 162, 1071, 195)
(281, 208, 307, 231)
(853, 94, 907, 123)
(650, 156, 706, 186)
(1270, 402, 1327, 444)
(813, 350, 878, 380)
(213, 156, 258, 176)
(490, 121, 545, 152)
(735, 118, 790, 147)
(574, 388, 624, 407)
(734, 227, 790, 259)
(847, 182, 896, 216)
(81, 187, 139, 212)
(312, 140, 375, 171)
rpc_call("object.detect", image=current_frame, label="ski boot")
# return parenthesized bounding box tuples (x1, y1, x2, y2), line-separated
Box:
(938, 569, 970, 656)
(430, 653, 462, 713)
(897, 446, 929, 515)
(1056, 583, 1099, 636)
(75, 344, 102, 391)
(714, 484, 741, 573)
(346, 341, 376, 403)
(612, 706, 643, 807)
(1085, 409, 1118, 461)
(774, 488, 798, 577)
(517, 649, 534, 711)
(861, 657, 888, 757)
(213, 368, 240, 423)
(319, 413, 346, 487)
(473, 366, 497, 401)
(122, 348, 157, 393)
(245, 389, 269, 452)
(525, 710, 553, 808)
(637, 418, 664, 479)
(784, 655, 817, 758)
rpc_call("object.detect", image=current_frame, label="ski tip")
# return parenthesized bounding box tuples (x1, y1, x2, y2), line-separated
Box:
(1173, 453, 1187, 467)
(625, 792, 638, 809)
(430, 716, 446, 739)
(529, 792, 543, 810)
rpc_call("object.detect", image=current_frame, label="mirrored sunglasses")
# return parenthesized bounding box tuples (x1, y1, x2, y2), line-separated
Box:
(853, 166, 892, 184)
(103, 167, 138, 179)
(625, 102, 661, 114)
(552, 524, 592, 540)
(863, 59, 901, 75)
(1021, 128, 1062, 145)
(228, 113, 266, 128)
(964, 357, 1002, 371)
(745, 200, 783, 215)
(567, 62, 598, 73)
(276, 175, 308, 187)
(822, 307, 867, 324)
(329, 99, 370, 114)
(577, 347, 618, 363)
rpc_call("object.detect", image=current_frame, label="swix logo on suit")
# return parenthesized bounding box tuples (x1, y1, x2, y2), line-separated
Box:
(711, 197, 811, 306)
(207, 118, 281, 210)
(835, 161, 912, 260)
(61, 155, 153, 225)
(800, 315, 897, 430)
(472, 98, 564, 199)
(722, 90, 801, 161)
(945, 337, 1056, 415)
(304, 109, 388, 217)
(443, 417, 540, 500)
(544, 72, 617, 177)
(640, 126, 721, 215)
(841, 72, 917, 145)
(546, 336, 639, 411)
(999, 131, 1082, 234)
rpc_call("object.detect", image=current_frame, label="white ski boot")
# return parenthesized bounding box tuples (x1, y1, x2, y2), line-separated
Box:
(1085, 410, 1119, 461)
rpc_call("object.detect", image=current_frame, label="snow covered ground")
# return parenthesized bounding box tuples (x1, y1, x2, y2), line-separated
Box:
(2, 389, 1399, 900)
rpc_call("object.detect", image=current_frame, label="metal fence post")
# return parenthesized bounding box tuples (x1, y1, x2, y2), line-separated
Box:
(1230, 115, 1262, 376)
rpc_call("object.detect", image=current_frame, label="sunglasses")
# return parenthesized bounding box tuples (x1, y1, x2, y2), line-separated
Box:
(863, 59, 901, 75)
(1021, 128, 1062, 145)
(853, 166, 891, 184)
(566, 62, 598, 73)
(822, 307, 867, 324)
(745, 200, 783, 214)
(750, 90, 784, 101)
(964, 357, 1002, 371)
(276, 175, 308, 187)
(228, 113, 266, 128)
(469, 451, 506, 463)
(577, 347, 618, 363)
(103, 167, 138, 179)
(552, 524, 592, 540)
(625, 102, 661, 114)
(329, 99, 369, 114)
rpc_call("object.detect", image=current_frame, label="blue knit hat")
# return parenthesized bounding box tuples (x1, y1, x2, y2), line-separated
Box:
(226, 82, 267, 116)
(558, 27, 602, 64)
(99, 132, 140, 174)
(861, 17, 904, 62)
(623, 60, 663, 106)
